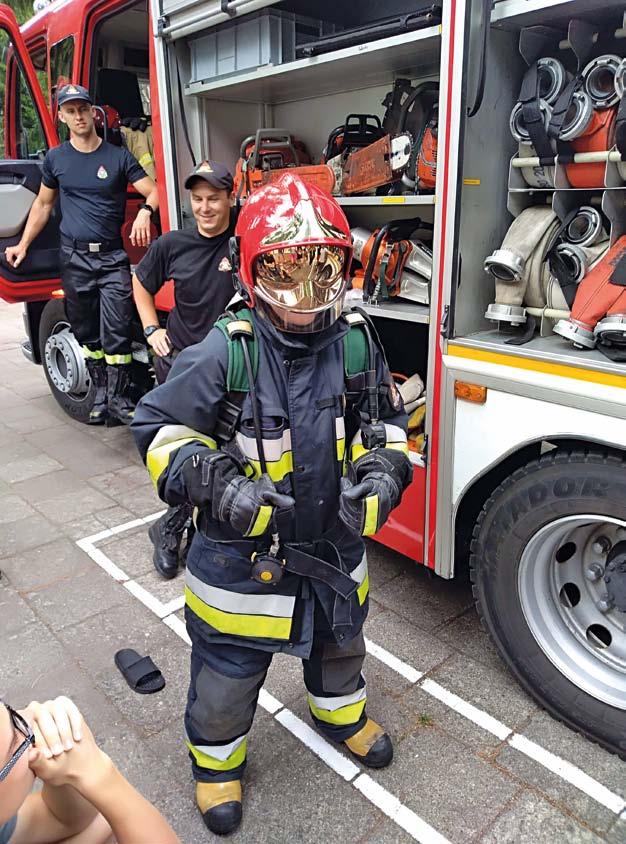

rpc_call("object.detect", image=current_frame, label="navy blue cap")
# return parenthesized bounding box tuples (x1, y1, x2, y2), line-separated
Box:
(184, 160, 233, 192)
(57, 84, 92, 107)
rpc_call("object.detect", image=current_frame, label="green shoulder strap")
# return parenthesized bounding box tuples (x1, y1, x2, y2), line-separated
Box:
(342, 311, 370, 378)
(214, 307, 259, 392)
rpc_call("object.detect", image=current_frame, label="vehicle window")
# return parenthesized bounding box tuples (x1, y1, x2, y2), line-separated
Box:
(50, 36, 74, 140)
(0, 27, 48, 160)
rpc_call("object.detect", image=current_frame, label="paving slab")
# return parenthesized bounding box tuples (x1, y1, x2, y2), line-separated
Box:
(0, 577, 38, 635)
(25, 566, 133, 631)
(112, 482, 165, 516)
(361, 818, 416, 843)
(436, 607, 511, 674)
(0, 493, 37, 525)
(28, 426, 131, 477)
(480, 790, 605, 843)
(135, 567, 186, 604)
(495, 710, 625, 834)
(11, 469, 99, 504)
(0, 454, 64, 484)
(0, 537, 93, 591)
(98, 527, 156, 578)
(606, 814, 626, 844)
(365, 539, 412, 588)
(33, 486, 117, 526)
(4, 404, 68, 434)
(0, 621, 72, 702)
(364, 608, 453, 675)
(87, 464, 153, 498)
(0, 513, 60, 558)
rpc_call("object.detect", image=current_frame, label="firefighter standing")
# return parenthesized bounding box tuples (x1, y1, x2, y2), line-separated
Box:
(132, 160, 237, 579)
(5, 84, 159, 425)
(131, 174, 412, 836)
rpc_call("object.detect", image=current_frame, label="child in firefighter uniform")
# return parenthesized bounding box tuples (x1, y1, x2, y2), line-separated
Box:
(131, 174, 411, 836)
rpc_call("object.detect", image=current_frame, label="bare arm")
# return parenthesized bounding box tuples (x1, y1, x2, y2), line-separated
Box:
(5, 184, 57, 268)
(133, 272, 171, 356)
(129, 176, 159, 249)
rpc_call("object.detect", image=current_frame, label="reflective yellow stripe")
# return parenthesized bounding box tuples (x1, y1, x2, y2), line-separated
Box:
(186, 737, 247, 772)
(245, 504, 273, 537)
(357, 572, 369, 605)
(82, 346, 104, 359)
(363, 495, 379, 536)
(337, 437, 346, 461)
(138, 151, 154, 169)
(146, 426, 217, 487)
(308, 696, 367, 726)
(245, 452, 293, 482)
(185, 586, 292, 639)
(104, 353, 132, 365)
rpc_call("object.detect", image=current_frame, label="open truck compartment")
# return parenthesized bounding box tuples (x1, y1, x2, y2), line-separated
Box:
(454, 0, 626, 376)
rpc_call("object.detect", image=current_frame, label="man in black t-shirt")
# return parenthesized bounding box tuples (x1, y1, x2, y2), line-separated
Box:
(133, 160, 236, 578)
(5, 84, 159, 426)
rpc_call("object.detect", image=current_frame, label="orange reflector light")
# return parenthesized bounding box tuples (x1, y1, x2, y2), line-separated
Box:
(50, 289, 65, 299)
(454, 381, 487, 404)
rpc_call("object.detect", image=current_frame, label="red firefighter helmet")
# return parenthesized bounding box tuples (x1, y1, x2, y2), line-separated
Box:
(235, 173, 353, 333)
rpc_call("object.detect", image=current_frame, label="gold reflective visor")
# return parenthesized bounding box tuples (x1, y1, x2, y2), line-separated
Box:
(254, 245, 347, 312)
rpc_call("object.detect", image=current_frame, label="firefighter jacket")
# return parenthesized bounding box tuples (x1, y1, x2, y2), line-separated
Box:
(132, 312, 408, 658)
(121, 124, 155, 181)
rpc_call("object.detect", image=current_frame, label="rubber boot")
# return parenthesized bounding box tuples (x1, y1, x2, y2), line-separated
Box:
(85, 358, 107, 425)
(343, 718, 393, 769)
(148, 505, 189, 579)
(106, 364, 135, 426)
(196, 780, 242, 836)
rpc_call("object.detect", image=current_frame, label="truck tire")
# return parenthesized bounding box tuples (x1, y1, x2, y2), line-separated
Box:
(38, 299, 95, 424)
(470, 447, 626, 759)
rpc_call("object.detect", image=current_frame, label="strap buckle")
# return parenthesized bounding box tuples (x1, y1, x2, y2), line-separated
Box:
(88, 242, 101, 253)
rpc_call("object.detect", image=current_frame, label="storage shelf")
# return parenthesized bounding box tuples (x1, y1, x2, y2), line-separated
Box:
(185, 24, 441, 103)
(355, 299, 430, 324)
(492, 0, 622, 28)
(337, 195, 435, 207)
(454, 329, 626, 378)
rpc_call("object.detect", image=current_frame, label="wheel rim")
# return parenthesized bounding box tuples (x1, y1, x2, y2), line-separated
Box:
(44, 320, 90, 399)
(519, 515, 626, 709)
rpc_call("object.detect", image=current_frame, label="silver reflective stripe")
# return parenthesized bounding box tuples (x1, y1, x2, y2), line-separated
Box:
(148, 424, 216, 452)
(235, 428, 292, 462)
(185, 731, 247, 762)
(308, 686, 367, 712)
(350, 553, 368, 585)
(185, 569, 295, 618)
(335, 416, 345, 439)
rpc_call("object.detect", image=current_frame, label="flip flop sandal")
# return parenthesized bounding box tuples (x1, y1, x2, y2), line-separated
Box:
(114, 649, 166, 695)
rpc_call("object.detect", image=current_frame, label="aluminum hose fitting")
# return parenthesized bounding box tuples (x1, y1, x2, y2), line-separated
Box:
(509, 99, 552, 143)
(595, 314, 626, 345)
(537, 57, 569, 105)
(555, 243, 588, 284)
(583, 55, 621, 109)
(484, 303, 527, 325)
(564, 206, 606, 247)
(553, 317, 597, 349)
(559, 90, 594, 141)
(615, 57, 626, 100)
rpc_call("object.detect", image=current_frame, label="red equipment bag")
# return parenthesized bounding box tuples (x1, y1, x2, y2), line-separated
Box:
(565, 108, 616, 188)
(569, 235, 626, 329)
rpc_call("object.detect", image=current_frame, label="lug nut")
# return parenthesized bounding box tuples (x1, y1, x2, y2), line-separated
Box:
(592, 536, 611, 555)
(585, 563, 604, 582)
(597, 595, 614, 613)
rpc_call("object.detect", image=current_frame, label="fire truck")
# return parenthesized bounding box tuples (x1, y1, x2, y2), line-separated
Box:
(1, 0, 625, 759)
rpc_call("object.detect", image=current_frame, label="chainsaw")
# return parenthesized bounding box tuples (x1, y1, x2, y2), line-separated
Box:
(351, 218, 433, 304)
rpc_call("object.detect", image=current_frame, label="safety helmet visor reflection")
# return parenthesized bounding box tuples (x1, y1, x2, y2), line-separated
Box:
(254, 245, 348, 312)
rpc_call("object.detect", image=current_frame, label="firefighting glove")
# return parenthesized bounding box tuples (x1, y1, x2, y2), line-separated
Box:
(217, 475, 295, 538)
(181, 448, 242, 509)
(339, 448, 413, 537)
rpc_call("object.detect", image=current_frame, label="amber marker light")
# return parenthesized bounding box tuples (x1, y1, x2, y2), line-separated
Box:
(454, 381, 487, 404)
(50, 289, 65, 299)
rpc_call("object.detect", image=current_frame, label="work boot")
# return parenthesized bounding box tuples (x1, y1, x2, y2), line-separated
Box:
(85, 358, 107, 425)
(148, 505, 189, 579)
(106, 364, 135, 425)
(343, 718, 393, 769)
(196, 780, 242, 836)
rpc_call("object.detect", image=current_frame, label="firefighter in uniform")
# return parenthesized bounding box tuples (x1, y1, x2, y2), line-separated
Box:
(132, 160, 237, 579)
(131, 174, 412, 836)
(5, 84, 159, 425)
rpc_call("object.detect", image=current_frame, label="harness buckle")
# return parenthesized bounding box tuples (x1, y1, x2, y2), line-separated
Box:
(88, 242, 101, 253)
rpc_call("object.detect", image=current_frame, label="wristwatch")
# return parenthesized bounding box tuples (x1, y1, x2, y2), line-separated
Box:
(139, 202, 155, 216)
(143, 324, 160, 339)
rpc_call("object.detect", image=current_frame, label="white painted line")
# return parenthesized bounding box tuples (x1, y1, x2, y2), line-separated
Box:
(275, 709, 360, 782)
(365, 637, 423, 684)
(161, 595, 186, 615)
(509, 734, 626, 815)
(124, 579, 169, 618)
(163, 613, 192, 645)
(76, 539, 128, 582)
(77, 512, 626, 821)
(354, 775, 451, 844)
(258, 688, 283, 715)
(421, 678, 512, 742)
(142, 510, 167, 523)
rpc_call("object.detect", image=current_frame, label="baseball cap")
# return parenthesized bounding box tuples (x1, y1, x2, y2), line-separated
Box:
(184, 160, 233, 192)
(57, 84, 92, 107)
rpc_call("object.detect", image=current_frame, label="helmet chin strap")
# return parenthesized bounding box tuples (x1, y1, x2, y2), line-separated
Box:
(229, 235, 252, 304)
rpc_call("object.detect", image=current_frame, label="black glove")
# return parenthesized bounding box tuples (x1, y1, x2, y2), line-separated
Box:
(181, 448, 241, 509)
(339, 447, 412, 537)
(217, 474, 295, 538)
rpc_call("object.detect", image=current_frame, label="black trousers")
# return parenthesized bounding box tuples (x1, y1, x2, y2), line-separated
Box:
(60, 244, 134, 363)
(153, 347, 181, 385)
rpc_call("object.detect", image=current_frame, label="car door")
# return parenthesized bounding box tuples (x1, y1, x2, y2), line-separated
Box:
(0, 4, 60, 304)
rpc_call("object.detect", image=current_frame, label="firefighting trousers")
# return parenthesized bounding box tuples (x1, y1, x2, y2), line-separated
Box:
(185, 625, 368, 783)
(60, 243, 134, 365)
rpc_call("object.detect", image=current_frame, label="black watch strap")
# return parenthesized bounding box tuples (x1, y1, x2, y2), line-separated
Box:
(140, 203, 155, 216)
(143, 324, 160, 338)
